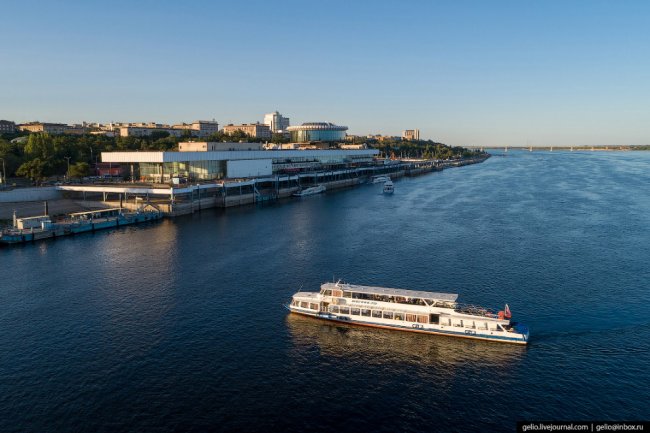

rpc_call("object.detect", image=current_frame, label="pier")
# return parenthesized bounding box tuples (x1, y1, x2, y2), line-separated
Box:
(56, 157, 485, 217)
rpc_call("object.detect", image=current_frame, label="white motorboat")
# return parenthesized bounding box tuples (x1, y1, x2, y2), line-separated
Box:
(293, 184, 326, 197)
(383, 180, 394, 194)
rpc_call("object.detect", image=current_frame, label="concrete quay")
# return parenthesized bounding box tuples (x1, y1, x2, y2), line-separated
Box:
(1, 156, 488, 222)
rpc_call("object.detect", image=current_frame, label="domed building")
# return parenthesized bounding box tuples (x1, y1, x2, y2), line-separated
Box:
(286, 122, 348, 143)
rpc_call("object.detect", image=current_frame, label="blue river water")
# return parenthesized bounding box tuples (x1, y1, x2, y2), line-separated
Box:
(1, 151, 649, 432)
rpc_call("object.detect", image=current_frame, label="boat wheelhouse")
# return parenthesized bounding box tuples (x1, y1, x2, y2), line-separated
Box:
(287, 282, 529, 344)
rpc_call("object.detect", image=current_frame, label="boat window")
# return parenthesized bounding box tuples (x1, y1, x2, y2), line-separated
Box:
(429, 314, 439, 324)
(332, 290, 343, 297)
(351, 308, 360, 315)
(343, 291, 352, 298)
(418, 315, 428, 324)
(406, 314, 417, 322)
(330, 306, 339, 313)
(382, 311, 393, 319)
(310, 303, 318, 310)
(371, 310, 382, 318)
(340, 307, 350, 314)
(300, 301, 308, 308)
(322, 289, 332, 296)
(361, 309, 371, 317)
(394, 313, 404, 321)
(291, 300, 297, 306)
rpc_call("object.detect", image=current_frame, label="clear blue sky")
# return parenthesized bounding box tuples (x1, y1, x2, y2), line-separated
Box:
(1, 0, 648, 147)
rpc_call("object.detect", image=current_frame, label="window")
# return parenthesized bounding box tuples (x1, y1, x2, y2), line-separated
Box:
(300, 301, 308, 308)
(351, 308, 360, 315)
(430, 314, 440, 324)
(340, 307, 350, 314)
(418, 315, 428, 324)
(372, 310, 382, 318)
(406, 314, 417, 322)
(330, 306, 339, 313)
(310, 303, 318, 310)
(383, 311, 393, 319)
(343, 291, 352, 298)
(361, 309, 371, 317)
(394, 313, 404, 321)
(322, 289, 332, 296)
(332, 290, 343, 297)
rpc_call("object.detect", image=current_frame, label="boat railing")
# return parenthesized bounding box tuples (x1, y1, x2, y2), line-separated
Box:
(454, 304, 498, 318)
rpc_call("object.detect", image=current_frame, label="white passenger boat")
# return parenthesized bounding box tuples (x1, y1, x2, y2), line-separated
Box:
(383, 180, 394, 194)
(293, 184, 326, 197)
(371, 175, 391, 184)
(287, 282, 529, 344)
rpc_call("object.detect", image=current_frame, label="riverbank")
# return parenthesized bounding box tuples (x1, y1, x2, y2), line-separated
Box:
(1, 155, 489, 225)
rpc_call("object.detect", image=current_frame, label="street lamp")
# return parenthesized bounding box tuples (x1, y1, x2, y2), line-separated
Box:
(64, 156, 71, 179)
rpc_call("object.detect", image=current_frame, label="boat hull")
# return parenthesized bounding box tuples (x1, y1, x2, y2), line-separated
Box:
(288, 307, 528, 345)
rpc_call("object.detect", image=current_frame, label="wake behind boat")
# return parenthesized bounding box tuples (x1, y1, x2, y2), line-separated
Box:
(293, 184, 326, 197)
(287, 282, 529, 344)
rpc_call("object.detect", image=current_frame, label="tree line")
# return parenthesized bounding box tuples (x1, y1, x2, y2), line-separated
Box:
(0, 131, 481, 184)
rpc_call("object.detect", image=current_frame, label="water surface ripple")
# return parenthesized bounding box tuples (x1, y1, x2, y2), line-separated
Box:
(1, 151, 649, 432)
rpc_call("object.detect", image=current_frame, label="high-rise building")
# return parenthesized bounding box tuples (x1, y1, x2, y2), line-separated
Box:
(402, 129, 420, 141)
(263, 111, 290, 133)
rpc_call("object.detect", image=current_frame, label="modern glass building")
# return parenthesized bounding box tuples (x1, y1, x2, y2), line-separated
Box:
(101, 149, 378, 182)
(287, 122, 348, 142)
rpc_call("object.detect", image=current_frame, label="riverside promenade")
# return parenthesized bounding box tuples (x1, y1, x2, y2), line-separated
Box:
(0, 156, 489, 223)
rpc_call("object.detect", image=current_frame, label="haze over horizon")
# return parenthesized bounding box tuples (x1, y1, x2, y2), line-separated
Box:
(1, 0, 648, 147)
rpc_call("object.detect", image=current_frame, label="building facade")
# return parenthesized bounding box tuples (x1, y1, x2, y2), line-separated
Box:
(118, 126, 183, 138)
(402, 129, 420, 141)
(173, 120, 219, 138)
(263, 111, 290, 133)
(222, 123, 272, 140)
(0, 120, 16, 134)
(179, 142, 263, 151)
(287, 122, 348, 143)
(18, 122, 70, 134)
(101, 149, 379, 182)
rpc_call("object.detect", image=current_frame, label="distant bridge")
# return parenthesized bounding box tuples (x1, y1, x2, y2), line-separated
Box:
(465, 145, 634, 152)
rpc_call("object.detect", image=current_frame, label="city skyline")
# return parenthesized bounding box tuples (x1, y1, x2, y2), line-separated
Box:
(2, 0, 649, 147)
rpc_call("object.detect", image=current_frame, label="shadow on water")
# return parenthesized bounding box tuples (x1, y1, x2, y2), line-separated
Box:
(286, 313, 527, 369)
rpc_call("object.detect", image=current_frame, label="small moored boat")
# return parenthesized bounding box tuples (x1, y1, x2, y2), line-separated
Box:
(287, 282, 529, 344)
(293, 184, 326, 197)
(383, 180, 394, 194)
(371, 175, 391, 184)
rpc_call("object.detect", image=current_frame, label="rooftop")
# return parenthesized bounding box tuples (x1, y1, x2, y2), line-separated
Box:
(321, 282, 458, 302)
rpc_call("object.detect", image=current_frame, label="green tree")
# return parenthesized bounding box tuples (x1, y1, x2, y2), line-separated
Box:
(68, 162, 90, 178)
(16, 158, 47, 183)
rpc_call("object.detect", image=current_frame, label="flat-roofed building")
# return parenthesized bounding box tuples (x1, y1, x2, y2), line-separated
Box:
(18, 122, 70, 134)
(222, 123, 272, 140)
(402, 129, 420, 141)
(263, 111, 290, 133)
(118, 126, 183, 138)
(0, 120, 16, 134)
(101, 148, 379, 182)
(173, 120, 219, 138)
(179, 141, 263, 152)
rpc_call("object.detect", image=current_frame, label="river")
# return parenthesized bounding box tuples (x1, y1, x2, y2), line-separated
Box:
(1, 150, 649, 432)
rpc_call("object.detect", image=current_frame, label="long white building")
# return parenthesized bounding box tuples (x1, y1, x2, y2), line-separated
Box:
(101, 149, 379, 182)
